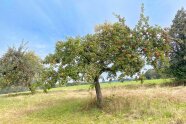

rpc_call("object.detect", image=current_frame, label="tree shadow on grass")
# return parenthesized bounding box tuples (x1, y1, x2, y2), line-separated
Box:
(1, 91, 39, 97)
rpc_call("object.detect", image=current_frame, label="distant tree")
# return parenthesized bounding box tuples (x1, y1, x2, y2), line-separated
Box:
(45, 4, 170, 107)
(36, 66, 58, 93)
(0, 43, 43, 93)
(145, 69, 161, 79)
(168, 8, 186, 80)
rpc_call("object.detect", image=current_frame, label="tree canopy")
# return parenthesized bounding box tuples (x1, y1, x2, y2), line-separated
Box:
(45, 5, 170, 107)
(168, 8, 186, 80)
(145, 69, 161, 79)
(0, 43, 43, 93)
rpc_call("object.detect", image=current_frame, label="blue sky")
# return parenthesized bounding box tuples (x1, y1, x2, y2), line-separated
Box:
(0, 0, 186, 58)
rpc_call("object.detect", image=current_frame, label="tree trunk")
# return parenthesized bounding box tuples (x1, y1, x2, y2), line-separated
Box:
(28, 83, 35, 94)
(94, 76, 103, 108)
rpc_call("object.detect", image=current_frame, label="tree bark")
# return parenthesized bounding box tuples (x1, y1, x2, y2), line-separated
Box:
(94, 76, 103, 108)
(28, 83, 35, 94)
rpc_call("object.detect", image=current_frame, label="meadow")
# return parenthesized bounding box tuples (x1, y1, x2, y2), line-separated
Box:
(0, 79, 186, 124)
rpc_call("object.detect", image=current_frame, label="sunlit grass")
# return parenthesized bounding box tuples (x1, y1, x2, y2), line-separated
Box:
(50, 78, 172, 91)
(0, 79, 185, 124)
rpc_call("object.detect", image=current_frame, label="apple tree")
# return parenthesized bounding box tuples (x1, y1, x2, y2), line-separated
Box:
(45, 5, 170, 107)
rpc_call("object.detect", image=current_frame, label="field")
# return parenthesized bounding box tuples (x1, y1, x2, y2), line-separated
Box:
(0, 79, 186, 124)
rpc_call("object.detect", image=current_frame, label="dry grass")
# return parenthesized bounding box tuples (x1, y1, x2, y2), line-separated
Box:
(83, 86, 186, 123)
(0, 86, 186, 124)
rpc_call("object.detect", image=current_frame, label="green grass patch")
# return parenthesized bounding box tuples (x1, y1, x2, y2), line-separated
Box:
(0, 79, 185, 124)
(50, 79, 172, 92)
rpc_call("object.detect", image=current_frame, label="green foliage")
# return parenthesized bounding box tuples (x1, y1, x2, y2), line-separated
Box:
(45, 4, 170, 106)
(134, 4, 170, 69)
(0, 43, 43, 93)
(46, 11, 169, 83)
(36, 67, 58, 93)
(145, 69, 162, 79)
(168, 8, 186, 80)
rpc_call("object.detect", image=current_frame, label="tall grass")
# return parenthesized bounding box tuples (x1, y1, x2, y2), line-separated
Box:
(0, 84, 185, 124)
